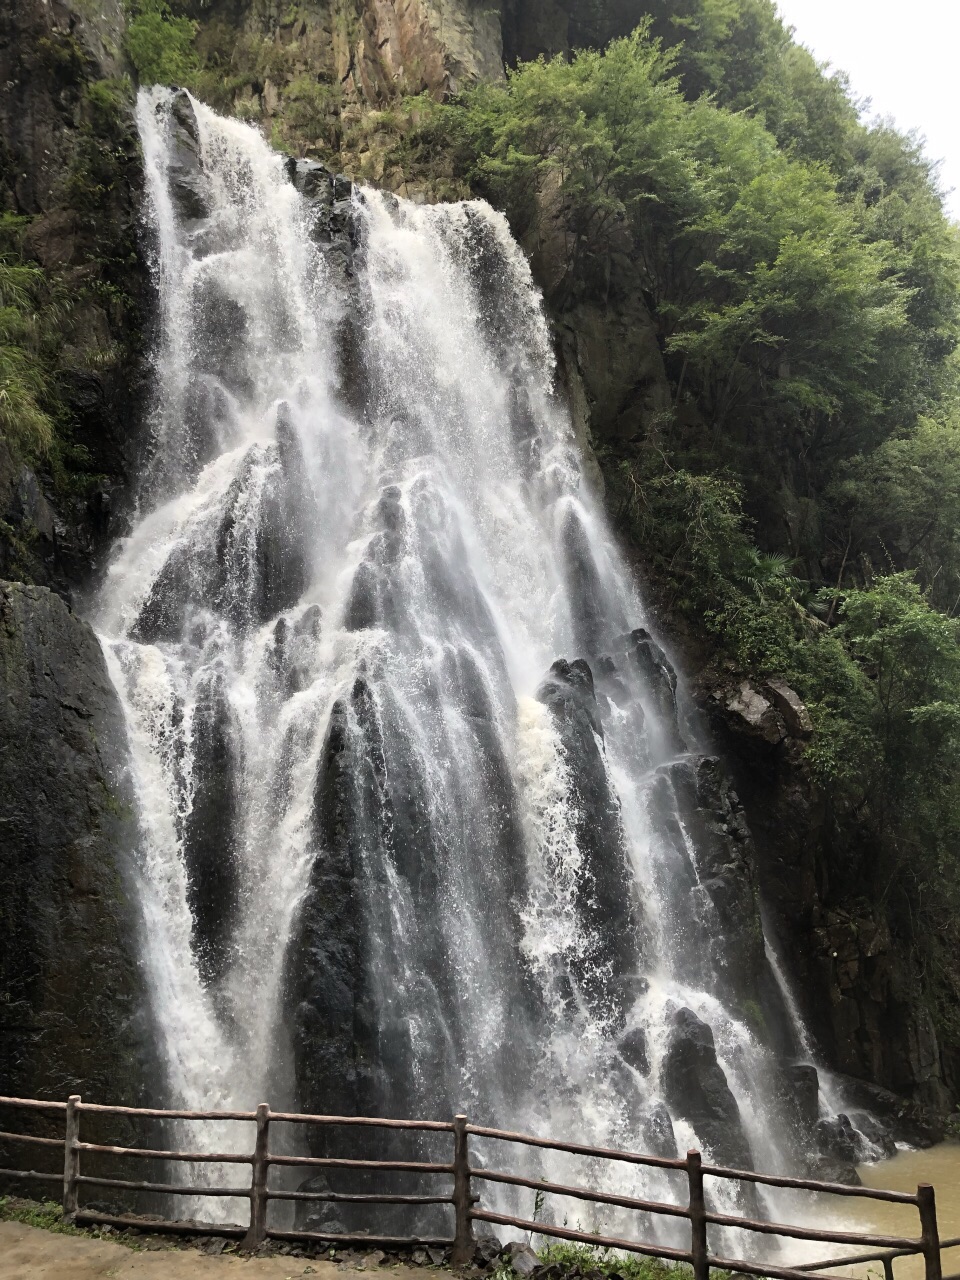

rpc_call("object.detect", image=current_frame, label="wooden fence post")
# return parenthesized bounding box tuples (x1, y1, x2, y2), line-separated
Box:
(451, 1114, 474, 1267)
(242, 1103, 271, 1253)
(918, 1183, 942, 1280)
(62, 1095, 81, 1223)
(687, 1149, 709, 1280)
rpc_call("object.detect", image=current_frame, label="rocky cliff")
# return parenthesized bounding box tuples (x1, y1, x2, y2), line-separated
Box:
(0, 582, 153, 1114)
(0, 0, 150, 592)
(704, 675, 954, 1133)
(0, 0, 954, 1138)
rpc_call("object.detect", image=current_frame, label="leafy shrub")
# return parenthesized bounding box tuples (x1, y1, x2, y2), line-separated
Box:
(124, 0, 199, 87)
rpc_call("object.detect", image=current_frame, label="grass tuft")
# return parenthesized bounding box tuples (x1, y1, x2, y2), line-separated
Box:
(535, 1243, 689, 1280)
(0, 1196, 83, 1235)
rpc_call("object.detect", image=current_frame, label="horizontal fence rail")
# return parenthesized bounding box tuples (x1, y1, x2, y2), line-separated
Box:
(0, 1094, 952, 1280)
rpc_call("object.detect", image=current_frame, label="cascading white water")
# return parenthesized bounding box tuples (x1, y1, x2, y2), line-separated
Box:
(93, 88, 844, 1242)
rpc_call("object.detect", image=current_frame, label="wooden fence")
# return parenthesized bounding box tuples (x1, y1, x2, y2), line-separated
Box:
(0, 1095, 957, 1280)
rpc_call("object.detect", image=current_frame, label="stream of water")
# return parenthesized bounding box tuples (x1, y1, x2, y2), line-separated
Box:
(91, 87, 873, 1243)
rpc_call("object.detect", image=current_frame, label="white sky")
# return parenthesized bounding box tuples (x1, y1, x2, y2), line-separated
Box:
(772, 0, 960, 218)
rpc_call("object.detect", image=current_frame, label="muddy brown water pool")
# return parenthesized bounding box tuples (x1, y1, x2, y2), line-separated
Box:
(813, 1143, 960, 1280)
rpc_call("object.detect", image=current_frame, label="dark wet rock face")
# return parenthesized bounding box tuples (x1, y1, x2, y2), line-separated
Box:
(290, 158, 358, 288)
(0, 583, 153, 1106)
(648, 753, 767, 1007)
(560, 507, 608, 656)
(287, 691, 369, 1122)
(641, 1100, 679, 1160)
(702, 667, 954, 1132)
(781, 1063, 821, 1140)
(131, 435, 308, 644)
(618, 1026, 650, 1076)
(167, 90, 209, 223)
(624, 628, 685, 752)
(537, 657, 639, 1025)
(290, 649, 532, 1141)
(182, 669, 242, 987)
(287, 159, 364, 413)
(661, 1007, 753, 1172)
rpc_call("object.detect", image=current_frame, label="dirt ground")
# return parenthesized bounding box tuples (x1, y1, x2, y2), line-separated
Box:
(0, 1222, 436, 1280)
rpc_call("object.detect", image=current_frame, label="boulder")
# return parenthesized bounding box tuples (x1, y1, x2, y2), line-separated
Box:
(505, 1243, 540, 1276)
(617, 1026, 650, 1076)
(640, 1101, 678, 1160)
(781, 1063, 821, 1138)
(764, 678, 813, 737)
(807, 1155, 862, 1187)
(815, 1114, 859, 1164)
(474, 1233, 503, 1264)
(715, 680, 784, 745)
(660, 1007, 753, 1172)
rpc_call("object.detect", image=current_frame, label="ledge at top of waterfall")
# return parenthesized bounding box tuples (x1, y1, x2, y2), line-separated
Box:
(90, 86, 867, 1240)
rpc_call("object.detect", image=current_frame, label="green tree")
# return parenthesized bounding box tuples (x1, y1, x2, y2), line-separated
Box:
(830, 417, 960, 611)
(124, 0, 199, 87)
(821, 577, 960, 885)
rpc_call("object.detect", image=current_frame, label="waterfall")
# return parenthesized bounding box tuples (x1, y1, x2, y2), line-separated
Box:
(94, 87, 831, 1241)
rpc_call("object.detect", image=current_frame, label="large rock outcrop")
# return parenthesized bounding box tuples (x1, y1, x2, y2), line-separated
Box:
(0, 582, 152, 1110)
(702, 670, 953, 1132)
(287, 686, 370, 1124)
(661, 1007, 753, 1172)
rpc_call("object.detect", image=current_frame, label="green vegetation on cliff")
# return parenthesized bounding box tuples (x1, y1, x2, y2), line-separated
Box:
(0, 8, 146, 584)
(6, 0, 960, 1109)
(0, 235, 58, 460)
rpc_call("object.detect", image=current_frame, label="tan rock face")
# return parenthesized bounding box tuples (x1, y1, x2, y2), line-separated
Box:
(722, 679, 785, 745)
(361, 0, 504, 98)
(764, 677, 813, 738)
(705, 677, 812, 746)
(195, 0, 505, 172)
